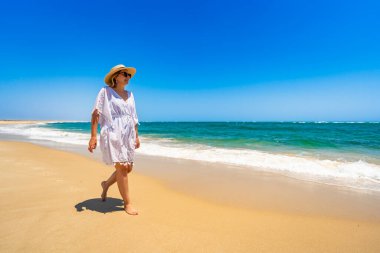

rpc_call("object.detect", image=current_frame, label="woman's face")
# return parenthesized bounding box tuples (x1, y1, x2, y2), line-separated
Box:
(115, 71, 131, 86)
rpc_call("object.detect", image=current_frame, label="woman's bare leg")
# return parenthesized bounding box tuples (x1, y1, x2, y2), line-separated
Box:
(115, 163, 138, 215)
(101, 171, 116, 201)
(101, 164, 133, 201)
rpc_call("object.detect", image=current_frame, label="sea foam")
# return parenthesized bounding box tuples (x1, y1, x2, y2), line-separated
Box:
(1, 122, 380, 192)
(136, 137, 380, 192)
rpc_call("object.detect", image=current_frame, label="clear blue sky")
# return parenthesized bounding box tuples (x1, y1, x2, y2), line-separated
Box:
(0, 0, 379, 121)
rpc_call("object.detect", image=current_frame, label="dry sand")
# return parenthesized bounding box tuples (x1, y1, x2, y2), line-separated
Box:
(1, 140, 380, 252)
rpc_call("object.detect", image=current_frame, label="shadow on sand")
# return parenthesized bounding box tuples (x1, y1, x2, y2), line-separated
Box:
(75, 197, 124, 213)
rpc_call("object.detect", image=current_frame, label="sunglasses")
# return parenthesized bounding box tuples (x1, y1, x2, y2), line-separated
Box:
(119, 72, 132, 78)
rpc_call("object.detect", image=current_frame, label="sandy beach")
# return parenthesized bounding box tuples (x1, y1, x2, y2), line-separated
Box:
(3, 0, 380, 251)
(1, 140, 380, 252)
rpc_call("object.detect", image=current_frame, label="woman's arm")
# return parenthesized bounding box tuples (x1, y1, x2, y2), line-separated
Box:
(135, 124, 140, 149)
(134, 124, 138, 138)
(88, 110, 99, 153)
(91, 110, 99, 137)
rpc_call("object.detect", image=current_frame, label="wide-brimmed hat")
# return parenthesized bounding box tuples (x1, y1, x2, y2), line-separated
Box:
(104, 64, 136, 86)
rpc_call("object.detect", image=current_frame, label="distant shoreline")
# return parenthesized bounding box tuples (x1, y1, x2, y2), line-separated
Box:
(0, 120, 53, 125)
(0, 120, 84, 125)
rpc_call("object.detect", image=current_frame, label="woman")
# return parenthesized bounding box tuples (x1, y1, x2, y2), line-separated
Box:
(88, 64, 140, 215)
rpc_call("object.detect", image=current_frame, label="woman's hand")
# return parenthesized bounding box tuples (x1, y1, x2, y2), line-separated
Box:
(88, 136, 97, 153)
(135, 136, 140, 149)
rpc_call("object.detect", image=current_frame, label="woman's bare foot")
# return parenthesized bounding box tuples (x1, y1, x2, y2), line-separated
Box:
(124, 204, 138, 215)
(101, 181, 108, 201)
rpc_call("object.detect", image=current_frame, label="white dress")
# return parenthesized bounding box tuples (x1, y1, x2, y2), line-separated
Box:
(92, 86, 140, 167)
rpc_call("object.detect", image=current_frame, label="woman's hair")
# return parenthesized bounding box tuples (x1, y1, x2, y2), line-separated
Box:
(109, 71, 120, 88)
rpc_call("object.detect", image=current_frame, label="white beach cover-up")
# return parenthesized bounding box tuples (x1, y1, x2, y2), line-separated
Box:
(92, 86, 140, 167)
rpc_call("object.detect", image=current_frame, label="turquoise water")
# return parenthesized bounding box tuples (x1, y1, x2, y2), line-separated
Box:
(42, 121, 380, 163)
(1, 121, 380, 192)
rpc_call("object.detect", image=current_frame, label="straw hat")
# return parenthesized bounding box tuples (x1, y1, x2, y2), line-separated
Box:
(104, 64, 136, 86)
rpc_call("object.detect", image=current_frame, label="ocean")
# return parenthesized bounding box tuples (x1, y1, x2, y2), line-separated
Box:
(1, 121, 379, 192)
